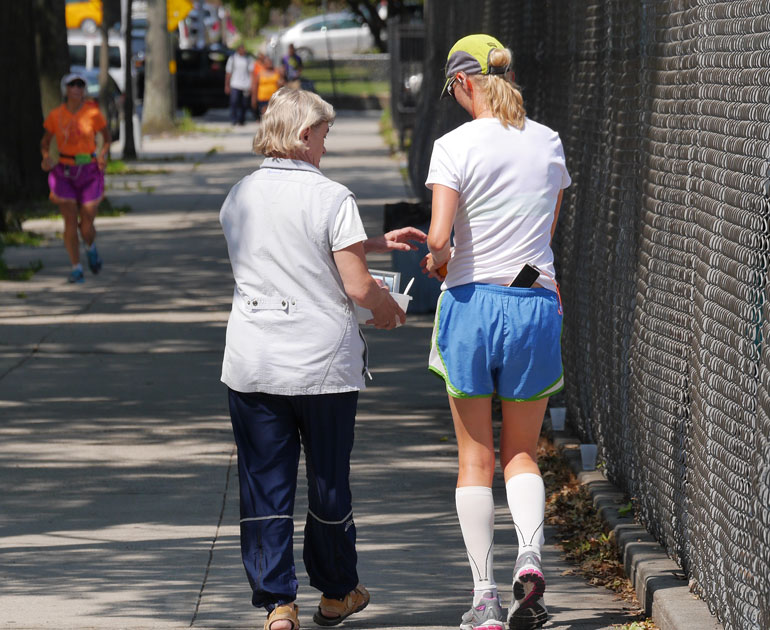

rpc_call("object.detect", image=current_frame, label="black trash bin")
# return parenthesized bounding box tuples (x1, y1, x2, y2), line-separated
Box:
(384, 201, 443, 314)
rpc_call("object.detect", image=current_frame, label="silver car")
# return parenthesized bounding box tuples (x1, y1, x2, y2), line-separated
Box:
(269, 12, 375, 61)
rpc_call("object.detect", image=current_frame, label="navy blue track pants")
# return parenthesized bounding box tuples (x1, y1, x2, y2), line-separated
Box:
(228, 388, 360, 611)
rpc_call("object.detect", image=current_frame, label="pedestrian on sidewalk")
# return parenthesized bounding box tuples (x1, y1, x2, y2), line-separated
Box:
(219, 87, 426, 630)
(40, 72, 109, 284)
(251, 56, 283, 120)
(225, 43, 254, 125)
(281, 43, 303, 89)
(421, 34, 571, 630)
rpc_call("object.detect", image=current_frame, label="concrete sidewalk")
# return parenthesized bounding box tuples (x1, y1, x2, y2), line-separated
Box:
(1, 111, 636, 629)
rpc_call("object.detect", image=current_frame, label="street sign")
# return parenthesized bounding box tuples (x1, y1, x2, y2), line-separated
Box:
(167, 0, 193, 32)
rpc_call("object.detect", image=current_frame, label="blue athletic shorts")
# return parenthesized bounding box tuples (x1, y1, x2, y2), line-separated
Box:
(428, 283, 564, 401)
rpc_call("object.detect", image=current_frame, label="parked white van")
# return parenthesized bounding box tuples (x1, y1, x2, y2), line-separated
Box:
(67, 31, 126, 92)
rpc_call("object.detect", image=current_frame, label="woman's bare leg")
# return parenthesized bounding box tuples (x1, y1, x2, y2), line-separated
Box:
(58, 200, 80, 265)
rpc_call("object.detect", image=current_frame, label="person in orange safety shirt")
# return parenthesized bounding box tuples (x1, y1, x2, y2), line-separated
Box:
(251, 56, 283, 120)
(40, 72, 110, 284)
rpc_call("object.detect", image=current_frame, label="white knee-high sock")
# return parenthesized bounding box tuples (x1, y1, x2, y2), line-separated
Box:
(505, 473, 546, 557)
(456, 486, 497, 600)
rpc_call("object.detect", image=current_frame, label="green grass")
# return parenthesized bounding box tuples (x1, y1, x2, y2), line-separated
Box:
(142, 154, 188, 162)
(379, 108, 397, 151)
(241, 35, 265, 52)
(303, 63, 389, 97)
(313, 80, 388, 96)
(303, 64, 380, 82)
(30, 199, 132, 218)
(106, 160, 171, 175)
(1, 231, 45, 247)
(0, 259, 43, 281)
(175, 109, 228, 135)
(98, 200, 132, 216)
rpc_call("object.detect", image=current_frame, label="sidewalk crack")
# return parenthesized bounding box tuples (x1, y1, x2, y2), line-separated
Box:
(190, 444, 236, 627)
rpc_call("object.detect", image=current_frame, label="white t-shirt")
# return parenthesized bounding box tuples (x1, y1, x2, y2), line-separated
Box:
(225, 53, 254, 91)
(219, 158, 368, 395)
(332, 196, 367, 251)
(425, 117, 571, 292)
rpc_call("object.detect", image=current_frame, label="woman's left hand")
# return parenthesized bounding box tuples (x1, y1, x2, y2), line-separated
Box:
(364, 227, 427, 253)
(97, 154, 107, 171)
(420, 252, 447, 280)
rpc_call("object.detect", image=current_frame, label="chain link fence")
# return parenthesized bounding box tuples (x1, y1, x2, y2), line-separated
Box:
(408, 1, 770, 628)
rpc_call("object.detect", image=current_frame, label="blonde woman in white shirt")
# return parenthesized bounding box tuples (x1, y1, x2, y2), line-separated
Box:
(421, 35, 571, 630)
(220, 87, 425, 630)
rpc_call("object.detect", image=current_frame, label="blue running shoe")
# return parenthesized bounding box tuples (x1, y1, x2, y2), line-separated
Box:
(86, 247, 103, 274)
(68, 268, 85, 283)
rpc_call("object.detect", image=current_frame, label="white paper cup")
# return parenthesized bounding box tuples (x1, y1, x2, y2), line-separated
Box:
(355, 292, 413, 326)
(580, 444, 598, 471)
(550, 407, 566, 431)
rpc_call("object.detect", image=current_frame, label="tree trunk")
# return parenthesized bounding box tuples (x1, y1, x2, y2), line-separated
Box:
(99, 0, 120, 125)
(123, 0, 137, 160)
(1, 2, 47, 231)
(143, 0, 175, 134)
(99, 20, 111, 124)
(33, 0, 70, 118)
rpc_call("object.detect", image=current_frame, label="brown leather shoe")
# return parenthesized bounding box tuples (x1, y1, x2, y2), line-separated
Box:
(312, 584, 370, 627)
(264, 603, 300, 630)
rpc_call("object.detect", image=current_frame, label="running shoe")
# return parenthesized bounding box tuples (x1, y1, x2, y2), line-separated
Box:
(508, 597, 548, 630)
(459, 591, 505, 630)
(86, 247, 103, 274)
(508, 552, 547, 629)
(68, 268, 85, 283)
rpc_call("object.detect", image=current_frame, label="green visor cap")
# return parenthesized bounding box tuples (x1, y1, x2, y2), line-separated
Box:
(440, 34, 509, 98)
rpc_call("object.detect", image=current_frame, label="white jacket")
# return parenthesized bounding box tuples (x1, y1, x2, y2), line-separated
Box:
(219, 158, 368, 395)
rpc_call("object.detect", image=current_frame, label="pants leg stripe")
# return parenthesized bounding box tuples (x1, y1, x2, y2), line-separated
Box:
(308, 508, 353, 526)
(240, 515, 293, 523)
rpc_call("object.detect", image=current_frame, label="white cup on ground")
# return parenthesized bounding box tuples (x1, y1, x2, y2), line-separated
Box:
(580, 444, 598, 471)
(355, 292, 413, 327)
(550, 407, 566, 431)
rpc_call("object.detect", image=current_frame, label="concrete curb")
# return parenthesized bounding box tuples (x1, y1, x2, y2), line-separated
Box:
(551, 429, 724, 630)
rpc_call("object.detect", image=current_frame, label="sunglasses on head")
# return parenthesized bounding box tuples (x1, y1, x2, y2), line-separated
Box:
(67, 80, 85, 88)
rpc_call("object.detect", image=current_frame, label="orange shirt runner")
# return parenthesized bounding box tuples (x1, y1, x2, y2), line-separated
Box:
(44, 101, 107, 165)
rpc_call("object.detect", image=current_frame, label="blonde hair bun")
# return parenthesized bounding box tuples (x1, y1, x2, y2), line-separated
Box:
(488, 47, 512, 71)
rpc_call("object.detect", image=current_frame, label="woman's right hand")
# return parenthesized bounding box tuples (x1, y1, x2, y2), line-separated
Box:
(367, 286, 406, 329)
(41, 156, 55, 172)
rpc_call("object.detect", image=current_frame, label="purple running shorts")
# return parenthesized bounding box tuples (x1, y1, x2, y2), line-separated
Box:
(48, 162, 104, 205)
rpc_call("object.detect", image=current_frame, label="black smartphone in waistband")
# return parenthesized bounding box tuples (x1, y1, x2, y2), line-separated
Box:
(508, 263, 541, 288)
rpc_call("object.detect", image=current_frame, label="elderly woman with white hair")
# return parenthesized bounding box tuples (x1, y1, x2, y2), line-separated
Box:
(219, 87, 426, 630)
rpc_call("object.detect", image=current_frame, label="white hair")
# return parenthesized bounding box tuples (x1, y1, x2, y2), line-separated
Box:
(253, 88, 335, 157)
